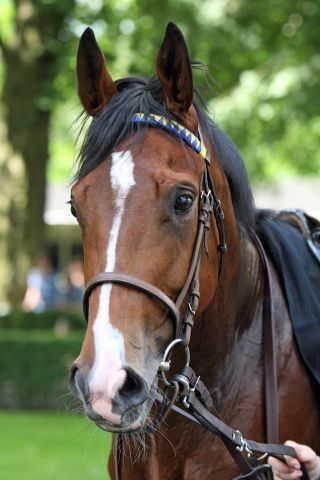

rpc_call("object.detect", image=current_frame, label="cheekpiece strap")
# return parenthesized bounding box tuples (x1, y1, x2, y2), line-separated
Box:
(132, 113, 208, 159)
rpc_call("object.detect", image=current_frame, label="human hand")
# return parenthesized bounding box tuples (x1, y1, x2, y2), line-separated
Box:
(268, 440, 320, 480)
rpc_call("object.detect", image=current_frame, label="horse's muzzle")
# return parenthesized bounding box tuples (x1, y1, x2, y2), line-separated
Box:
(70, 363, 149, 430)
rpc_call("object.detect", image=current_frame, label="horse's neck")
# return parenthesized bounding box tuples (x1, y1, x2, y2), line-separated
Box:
(191, 230, 266, 417)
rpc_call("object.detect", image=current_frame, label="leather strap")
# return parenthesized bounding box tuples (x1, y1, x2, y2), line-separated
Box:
(174, 221, 205, 310)
(83, 272, 180, 335)
(114, 434, 121, 480)
(301, 463, 311, 480)
(152, 389, 296, 479)
(233, 465, 273, 480)
(179, 394, 295, 458)
(180, 365, 213, 409)
(252, 233, 279, 443)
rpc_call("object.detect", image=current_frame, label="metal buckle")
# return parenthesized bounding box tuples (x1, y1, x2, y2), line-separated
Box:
(200, 191, 214, 229)
(178, 374, 201, 409)
(158, 359, 171, 372)
(256, 453, 268, 462)
(172, 373, 190, 408)
(201, 190, 213, 206)
(158, 339, 190, 386)
(232, 430, 253, 455)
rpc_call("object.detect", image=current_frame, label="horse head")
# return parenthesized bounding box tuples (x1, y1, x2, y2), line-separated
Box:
(70, 23, 236, 433)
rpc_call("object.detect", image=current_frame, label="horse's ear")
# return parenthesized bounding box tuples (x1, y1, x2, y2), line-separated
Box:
(77, 27, 117, 116)
(156, 22, 193, 118)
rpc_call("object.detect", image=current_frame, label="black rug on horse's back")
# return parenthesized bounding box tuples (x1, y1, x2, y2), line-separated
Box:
(257, 216, 320, 388)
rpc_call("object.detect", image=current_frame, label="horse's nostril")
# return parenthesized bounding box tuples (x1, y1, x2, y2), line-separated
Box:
(69, 364, 78, 394)
(70, 364, 78, 382)
(70, 364, 89, 401)
(116, 368, 147, 409)
(119, 372, 141, 398)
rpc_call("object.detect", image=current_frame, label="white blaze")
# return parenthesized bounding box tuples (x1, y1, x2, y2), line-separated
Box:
(89, 151, 136, 419)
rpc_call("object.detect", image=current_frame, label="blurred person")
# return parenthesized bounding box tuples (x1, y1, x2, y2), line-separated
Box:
(22, 254, 57, 312)
(65, 256, 84, 306)
(268, 441, 320, 480)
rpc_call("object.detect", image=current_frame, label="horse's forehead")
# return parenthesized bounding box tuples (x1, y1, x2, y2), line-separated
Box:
(71, 162, 108, 199)
(119, 128, 203, 180)
(72, 129, 203, 198)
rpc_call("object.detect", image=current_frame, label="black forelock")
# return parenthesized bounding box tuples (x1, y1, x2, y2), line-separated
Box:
(75, 76, 168, 180)
(75, 74, 256, 230)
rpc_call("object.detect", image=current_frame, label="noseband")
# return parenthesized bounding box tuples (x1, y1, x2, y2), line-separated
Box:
(83, 112, 227, 345)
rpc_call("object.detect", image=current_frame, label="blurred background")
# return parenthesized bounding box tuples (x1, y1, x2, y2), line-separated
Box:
(0, 0, 319, 479)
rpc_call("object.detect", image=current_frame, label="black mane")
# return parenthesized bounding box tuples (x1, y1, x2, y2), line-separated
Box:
(76, 75, 256, 230)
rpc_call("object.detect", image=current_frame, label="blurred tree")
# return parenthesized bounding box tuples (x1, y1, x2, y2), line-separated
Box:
(206, 0, 320, 179)
(0, 0, 76, 303)
(49, 0, 320, 183)
(0, 114, 26, 307)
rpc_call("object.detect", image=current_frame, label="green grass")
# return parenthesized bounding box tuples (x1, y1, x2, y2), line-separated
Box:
(0, 411, 112, 480)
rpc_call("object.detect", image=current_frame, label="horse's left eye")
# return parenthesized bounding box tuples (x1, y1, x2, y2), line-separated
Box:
(68, 200, 77, 218)
(70, 205, 77, 218)
(174, 194, 194, 213)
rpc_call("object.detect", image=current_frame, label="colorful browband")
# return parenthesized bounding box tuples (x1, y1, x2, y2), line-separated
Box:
(132, 113, 207, 159)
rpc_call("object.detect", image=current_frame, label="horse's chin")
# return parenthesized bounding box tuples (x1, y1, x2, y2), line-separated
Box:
(94, 420, 143, 434)
(87, 396, 155, 434)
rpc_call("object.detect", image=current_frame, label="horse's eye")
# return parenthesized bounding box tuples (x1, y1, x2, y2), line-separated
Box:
(174, 194, 194, 213)
(71, 205, 77, 218)
(68, 200, 77, 218)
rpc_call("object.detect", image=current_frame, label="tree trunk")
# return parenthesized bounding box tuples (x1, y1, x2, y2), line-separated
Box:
(0, 0, 75, 305)
(0, 116, 26, 306)
(0, 46, 50, 304)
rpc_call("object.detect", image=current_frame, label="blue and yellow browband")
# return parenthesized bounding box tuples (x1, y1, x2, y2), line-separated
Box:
(132, 113, 207, 160)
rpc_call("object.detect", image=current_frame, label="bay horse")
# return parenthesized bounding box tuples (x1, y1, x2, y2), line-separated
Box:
(70, 22, 320, 479)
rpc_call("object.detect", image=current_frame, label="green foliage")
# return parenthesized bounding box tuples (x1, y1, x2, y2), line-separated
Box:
(2, 0, 319, 183)
(45, 0, 320, 183)
(0, 411, 111, 480)
(47, 100, 82, 183)
(0, 308, 85, 330)
(212, 58, 320, 180)
(0, 329, 82, 409)
(0, 0, 14, 46)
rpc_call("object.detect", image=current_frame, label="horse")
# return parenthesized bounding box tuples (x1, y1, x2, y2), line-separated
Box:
(69, 22, 320, 479)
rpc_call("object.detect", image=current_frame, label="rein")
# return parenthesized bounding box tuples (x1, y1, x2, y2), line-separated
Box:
(82, 113, 297, 480)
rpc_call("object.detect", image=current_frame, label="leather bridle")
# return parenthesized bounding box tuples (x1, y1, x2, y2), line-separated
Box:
(83, 116, 226, 344)
(82, 114, 299, 480)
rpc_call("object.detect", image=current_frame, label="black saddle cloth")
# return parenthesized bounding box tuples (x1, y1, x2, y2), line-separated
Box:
(257, 215, 320, 388)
